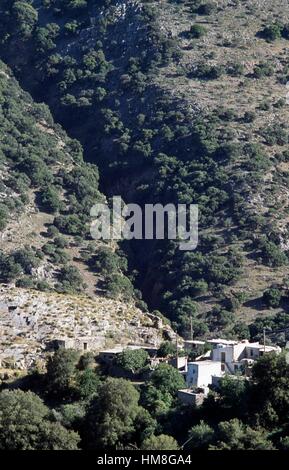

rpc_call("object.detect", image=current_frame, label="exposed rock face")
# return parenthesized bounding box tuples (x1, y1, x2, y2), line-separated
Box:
(0, 286, 173, 370)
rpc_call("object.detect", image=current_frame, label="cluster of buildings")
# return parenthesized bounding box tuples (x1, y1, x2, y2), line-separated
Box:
(95, 338, 282, 405)
(94, 337, 282, 407)
(178, 338, 281, 406)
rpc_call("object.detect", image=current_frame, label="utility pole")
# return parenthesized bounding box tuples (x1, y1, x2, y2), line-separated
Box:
(176, 334, 179, 368)
(263, 328, 266, 352)
(190, 316, 194, 341)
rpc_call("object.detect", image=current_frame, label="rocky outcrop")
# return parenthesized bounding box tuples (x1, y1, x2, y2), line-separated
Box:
(0, 286, 173, 370)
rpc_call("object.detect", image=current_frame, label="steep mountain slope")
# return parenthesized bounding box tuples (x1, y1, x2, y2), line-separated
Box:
(0, 58, 100, 295)
(0, 57, 142, 301)
(1, 0, 289, 343)
(0, 60, 171, 368)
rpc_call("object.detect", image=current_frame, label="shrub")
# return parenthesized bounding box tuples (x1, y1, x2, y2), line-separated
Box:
(219, 109, 237, 121)
(53, 236, 68, 249)
(261, 23, 282, 42)
(187, 24, 207, 39)
(282, 24, 289, 39)
(0, 252, 22, 282)
(227, 63, 245, 77)
(12, 248, 42, 274)
(36, 280, 51, 291)
(259, 239, 288, 267)
(189, 63, 224, 80)
(263, 288, 282, 308)
(197, 3, 217, 15)
(243, 111, 256, 123)
(142, 434, 179, 450)
(54, 214, 87, 236)
(16, 276, 35, 288)
(39, 186, 61, 213)
(57, 266, 85, 293)
(94, 247, 126, 275)
(253, 62, 274, 78)
(157, 342, 177, 357)
(103, 273, 134, 300)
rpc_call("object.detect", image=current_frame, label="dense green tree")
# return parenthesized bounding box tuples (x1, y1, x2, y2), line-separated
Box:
(250, 353, 289, 426)
(141, 383, 174, 415)
(211, 419, 275, 450)
(77, 352, 96, 370)
(186, 421, 215, 450)
(103, 273, 134, 300)
(0, 390, 79, 450)
(85, 378, 140, 449)
(157, 341, 177, 357)
(132, 407, 157, 445)
(94, 247, 127, 275)
(12, 1, 38, 38)
(149, 364, 186, 396)
(36, 421, 80, 450)
(58, 402, 86, 429)
(261, 23, 283, 41)
(0, 251, 22, 281)
(12, 247, 42, 274)
(217, 375, 249, 415)
(75, 368, 101, 400)
(57, 265, 85, 293)
(46, 349, 80, 397)
(116, 349, 149, 374)
(141, 434, 179, 450)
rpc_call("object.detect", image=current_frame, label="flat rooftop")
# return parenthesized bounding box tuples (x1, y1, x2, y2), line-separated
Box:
(178, 389, 197, 395)
(207, 338, 238, 345)
(247, 343, 280, 351)
(188, 360, 222, 366)
(184, 340, 206, 345)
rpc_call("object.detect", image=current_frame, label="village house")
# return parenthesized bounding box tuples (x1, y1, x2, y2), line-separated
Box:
(207, 338, 281, 374)
(177, 388, 208, 407)
(98, 344, 159, 365)
(169, 355, 188, 372)
(178, 338, 281, 406)
(186, 360, 224, 388)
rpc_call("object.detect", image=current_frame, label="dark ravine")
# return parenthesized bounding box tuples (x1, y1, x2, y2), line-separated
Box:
(1, 0, 289, 343)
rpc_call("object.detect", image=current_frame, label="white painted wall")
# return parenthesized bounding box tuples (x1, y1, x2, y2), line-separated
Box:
(245, 346, 261, 360)
(212, 345, 234, 363)
(186, 361, 223, 388)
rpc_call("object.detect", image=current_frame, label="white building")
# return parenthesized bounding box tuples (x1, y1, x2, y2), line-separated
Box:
(169, 355, 188, 372)
(182, 338, 281, 399)
(208, 339, 281, 374)
(186, 360, 224, 388)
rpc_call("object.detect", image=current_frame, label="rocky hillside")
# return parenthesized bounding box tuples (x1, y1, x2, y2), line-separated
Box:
(0, 59, 171, 369)
(1, 0, 289, 344)
(0, 285, 170, 370)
